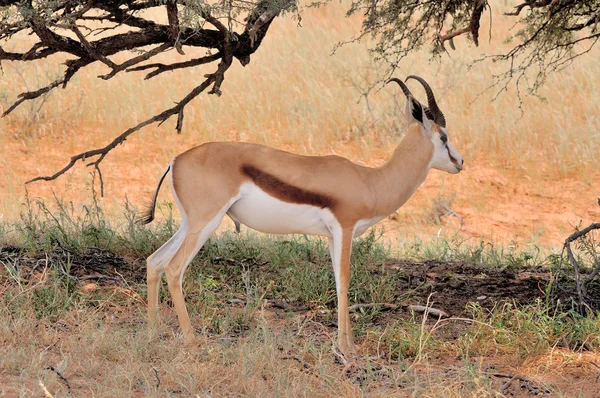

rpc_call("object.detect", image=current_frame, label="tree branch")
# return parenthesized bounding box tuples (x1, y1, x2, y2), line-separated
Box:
(166, 0, 184, 54)
(0, 44, 58, 61)
(126, 52, 222, 80)
(26, 73, 217, 191)
(0, 0, 290, 190)
(2, 58, 90, 116)
(2, 76, 65, 117)
(505, 0, 553, 16)
(437, 0, 487, 50)
(208, 34, 233, 96)
(69, 24, 117, 69)
(562, 223, 600, 314)
(99, 42, 172, 80)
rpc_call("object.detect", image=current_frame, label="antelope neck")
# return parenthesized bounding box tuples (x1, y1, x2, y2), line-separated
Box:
(369, 125, 433, 216)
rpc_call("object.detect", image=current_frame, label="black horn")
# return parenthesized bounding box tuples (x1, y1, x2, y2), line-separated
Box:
(386, 78, 412, 99)
(406, 75, 446, 128)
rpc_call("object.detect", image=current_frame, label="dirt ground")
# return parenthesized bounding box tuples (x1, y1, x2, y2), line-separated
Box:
(1, 128, 599, 248)
(0, 245, 556, 315)
(2, 245, 599, 397)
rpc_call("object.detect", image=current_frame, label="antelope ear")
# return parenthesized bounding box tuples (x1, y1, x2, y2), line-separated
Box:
(406, 97, 432, 134)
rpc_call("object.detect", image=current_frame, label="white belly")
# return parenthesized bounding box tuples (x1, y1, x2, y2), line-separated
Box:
(353, 216, 385, 238)
(229, 183, 336, 236)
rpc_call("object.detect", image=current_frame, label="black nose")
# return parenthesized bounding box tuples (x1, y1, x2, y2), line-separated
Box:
(461, 159, 464, 165)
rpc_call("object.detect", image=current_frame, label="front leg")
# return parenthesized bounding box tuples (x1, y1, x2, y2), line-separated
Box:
(328, 229, 355, 358)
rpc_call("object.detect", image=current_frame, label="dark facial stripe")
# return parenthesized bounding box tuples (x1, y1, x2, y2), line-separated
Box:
(241, 164, 336, 209)
(446, 147, 458, 163)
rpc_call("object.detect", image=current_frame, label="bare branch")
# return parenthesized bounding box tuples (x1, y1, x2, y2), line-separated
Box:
(166, 0, 184, 54)
(93, 163, 104, 197)
(0, 45, 57, 61)
(565, 223, 600, 245)
(438, 27, 470, 46)
(2, 58, 90, 116)
(99, 42, 172, 80)
(248, 9, 279, 47)
(470, 0, 486, 46)
(348, 302, 449, 318)
(561, 223, 600, 314)
(69, 24, 117, 69)
(201, 10, 229, 33)
(2, 80, 62, 117)
(208, 34, 233, 96)
(126, 53, 222, 80)
(26, 74, 216, 185)
(505, 0, 553, 16)
(437, 0, 487, 50)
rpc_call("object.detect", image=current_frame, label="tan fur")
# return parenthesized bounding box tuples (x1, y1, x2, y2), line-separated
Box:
(172, 125, 432, 227)
(147, 124, 438, 358)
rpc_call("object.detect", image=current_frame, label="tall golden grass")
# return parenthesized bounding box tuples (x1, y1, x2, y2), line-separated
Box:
(0, 1, 598, 246)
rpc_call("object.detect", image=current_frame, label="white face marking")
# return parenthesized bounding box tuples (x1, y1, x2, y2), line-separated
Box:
(228, 183, 336, 237)
(429, 129, 463, 174)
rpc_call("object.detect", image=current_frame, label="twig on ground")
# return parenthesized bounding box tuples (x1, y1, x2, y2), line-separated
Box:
(407, 304, 449, 318)
(348, 303, 397, 312)
(561, 222, 600, 313)
(151, 366, 160, 389)
(45, 366, 72, 394)
(500, 374, 517, 394)
(588, 361, 600, 383)
(79, 275, 123, 284)
(487, 371, 551, 394)
(281, 355, 313, 371)
(38, 380, 54, 398)
(348, 302, 449, 318)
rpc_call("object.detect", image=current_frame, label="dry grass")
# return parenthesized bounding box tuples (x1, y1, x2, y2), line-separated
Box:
(1, 196, 599, 396)
(2, 262, 599, 397)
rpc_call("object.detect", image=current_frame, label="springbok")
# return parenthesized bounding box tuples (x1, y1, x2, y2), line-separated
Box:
(142, 76, 464, 357)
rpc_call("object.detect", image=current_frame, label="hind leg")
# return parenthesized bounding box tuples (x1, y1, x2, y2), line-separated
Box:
(147, 263, 163, 330)
(164, 210, 228, 341)
(147, 220, 190, 332)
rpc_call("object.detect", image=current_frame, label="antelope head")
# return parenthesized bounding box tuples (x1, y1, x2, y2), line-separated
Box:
(387, 76, 464, 174)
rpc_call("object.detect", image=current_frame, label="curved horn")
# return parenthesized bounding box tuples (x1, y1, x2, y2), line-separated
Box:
(386, 78, 412, 99)
(406, 75, 446, 127)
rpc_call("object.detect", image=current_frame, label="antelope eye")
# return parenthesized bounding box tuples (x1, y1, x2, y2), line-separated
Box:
(440, 134, 448, 144)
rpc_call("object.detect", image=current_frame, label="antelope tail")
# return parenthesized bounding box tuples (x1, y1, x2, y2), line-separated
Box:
(138, 164, 171, 225)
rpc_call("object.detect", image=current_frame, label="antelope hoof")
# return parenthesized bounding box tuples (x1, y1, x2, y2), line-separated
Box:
(338, 339, 357, 361)
(181, 328, 196, 345)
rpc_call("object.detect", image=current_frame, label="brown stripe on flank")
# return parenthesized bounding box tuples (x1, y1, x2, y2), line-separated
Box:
(241, 164, 336, 209)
